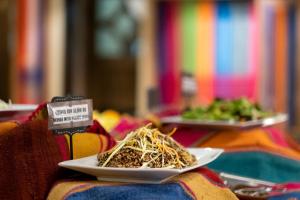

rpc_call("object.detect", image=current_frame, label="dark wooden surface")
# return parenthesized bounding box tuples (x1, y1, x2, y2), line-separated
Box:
(0, 0, 9, 100)
(65, 0, 136, 114)
(87, 58, 136, 114)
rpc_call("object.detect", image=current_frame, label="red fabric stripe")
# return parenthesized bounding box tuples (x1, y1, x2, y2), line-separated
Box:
(265, 128, 289, 147)
(177, 180, 197, 199)
(55, 135, 70, 161)
(171, 127, 210, 147)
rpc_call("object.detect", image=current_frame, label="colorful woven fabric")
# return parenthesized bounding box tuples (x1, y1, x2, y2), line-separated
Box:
(0, 120, 63, 200)
(198, 128, 300, 160)
(47, 168, 238, 200)
(171, 126, 300, 183)
(208, 151, 300, 183)
(0, 106, 115, 200)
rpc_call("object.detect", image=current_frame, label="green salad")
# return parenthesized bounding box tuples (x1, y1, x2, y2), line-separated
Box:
(182, 98, 271, 122)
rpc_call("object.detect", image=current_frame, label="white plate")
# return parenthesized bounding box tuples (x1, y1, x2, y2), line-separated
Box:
(160, 113, 287, 130)
(0, 104, 38, 121)
(0, 104, 37, 112)
(58, 148, 223, 184)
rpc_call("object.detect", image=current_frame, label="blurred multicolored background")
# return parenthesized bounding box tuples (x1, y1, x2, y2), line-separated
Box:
(0, 0, 299, 132)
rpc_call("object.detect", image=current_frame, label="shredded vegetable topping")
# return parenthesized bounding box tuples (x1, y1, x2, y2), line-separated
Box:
(97, 124, 196, 169)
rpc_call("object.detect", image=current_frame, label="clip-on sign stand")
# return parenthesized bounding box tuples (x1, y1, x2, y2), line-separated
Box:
(47, 96, 93, 160)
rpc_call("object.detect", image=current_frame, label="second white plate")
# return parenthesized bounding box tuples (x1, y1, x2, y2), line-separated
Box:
(0, 104, 38, 121)
(160, 114, 287, 130)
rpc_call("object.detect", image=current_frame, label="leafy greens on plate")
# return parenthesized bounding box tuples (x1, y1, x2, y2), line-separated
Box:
(182, 98, 272, 122)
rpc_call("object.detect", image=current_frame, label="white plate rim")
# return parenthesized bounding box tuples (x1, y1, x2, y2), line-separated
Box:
(0, 104, 38, 112)
(160, 113, 287, 128)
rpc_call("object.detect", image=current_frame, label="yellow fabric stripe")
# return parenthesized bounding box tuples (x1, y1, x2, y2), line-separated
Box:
(174, 172, 238, 200)
(65, 133, 108, 159)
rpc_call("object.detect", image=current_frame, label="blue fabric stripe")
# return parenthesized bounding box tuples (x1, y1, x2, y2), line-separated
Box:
(216, 2, 234, 76)
(268, 192, 300, 200)
(231, 2, 249, 76)
(66, 183, 194, 200)
(287, 5, 296, 126)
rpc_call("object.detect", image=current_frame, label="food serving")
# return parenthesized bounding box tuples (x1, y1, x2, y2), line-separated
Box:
(182, 98, 272, 122)
(97, 124, 196, 169)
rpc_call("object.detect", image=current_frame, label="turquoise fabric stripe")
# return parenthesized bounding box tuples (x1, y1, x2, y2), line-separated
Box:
(207, 151, 300, 183)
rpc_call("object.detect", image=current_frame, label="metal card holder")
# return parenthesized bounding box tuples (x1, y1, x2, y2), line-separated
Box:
(47, 96, 93, 159)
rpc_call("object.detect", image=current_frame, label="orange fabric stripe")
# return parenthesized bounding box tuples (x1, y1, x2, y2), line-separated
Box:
(195, 2, 215, 105)
(0, 122, 18, 135)
(274, 3, 288, 113)
(198, 128, 300, 160)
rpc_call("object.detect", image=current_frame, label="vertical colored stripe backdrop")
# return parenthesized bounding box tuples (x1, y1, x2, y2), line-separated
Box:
(16, 0, 43, 103)
(156, 0, 293, 114)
